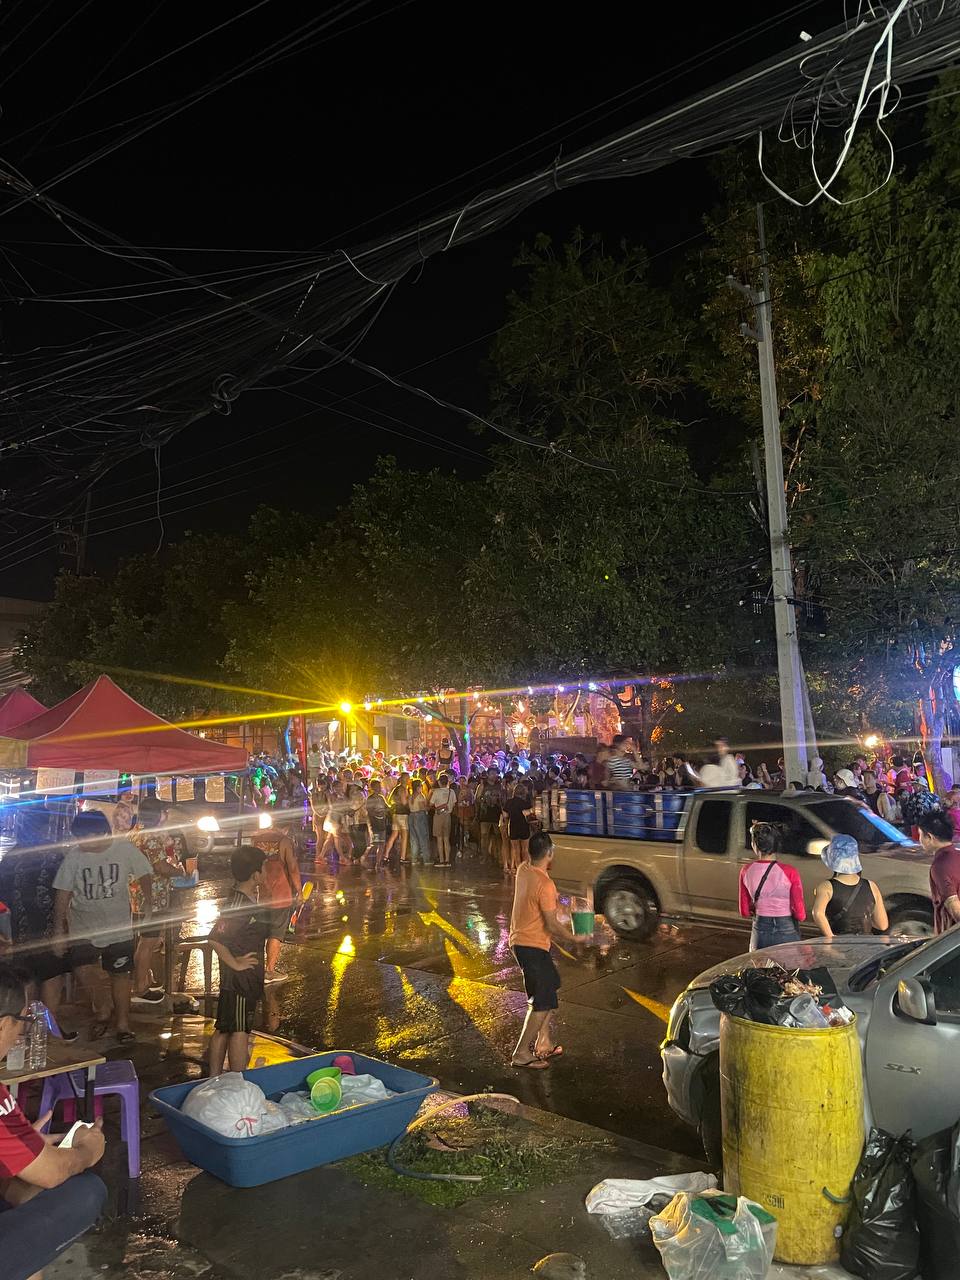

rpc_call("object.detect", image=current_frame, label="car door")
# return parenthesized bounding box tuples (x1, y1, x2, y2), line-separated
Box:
(741, 799, 829, 920)
(864, 935, 960, 1139)
(681, 797, 741, 920)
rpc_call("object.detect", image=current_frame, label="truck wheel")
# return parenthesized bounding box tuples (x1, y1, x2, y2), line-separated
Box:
(887, 902, 934, 937)
(600, 876, 659, 941)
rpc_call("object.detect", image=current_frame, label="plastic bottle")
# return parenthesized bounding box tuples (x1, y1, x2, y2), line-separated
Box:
(27, 1001, 48, 1069)
(6, 1036, 27, 1072)
(788, 995, 830, 1028)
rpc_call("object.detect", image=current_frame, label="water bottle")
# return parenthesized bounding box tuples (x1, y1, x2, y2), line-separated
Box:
(27, 1001, 48, 1069)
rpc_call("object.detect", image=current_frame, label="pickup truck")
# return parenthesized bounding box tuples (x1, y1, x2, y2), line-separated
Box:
(545, 788, 934, 939)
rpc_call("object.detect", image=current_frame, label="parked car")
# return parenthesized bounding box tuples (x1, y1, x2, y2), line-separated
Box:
(546, 789, 933, 940)
(83, 783, 269, 856)
(661, 927, 960, 1163)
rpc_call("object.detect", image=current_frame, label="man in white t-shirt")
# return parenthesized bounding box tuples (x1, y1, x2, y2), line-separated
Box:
(53, 810, 151, 1044)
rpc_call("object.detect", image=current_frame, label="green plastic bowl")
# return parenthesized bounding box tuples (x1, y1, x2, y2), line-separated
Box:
(305, 1066, 341, 1089)
(309, 1076, 343, 1114)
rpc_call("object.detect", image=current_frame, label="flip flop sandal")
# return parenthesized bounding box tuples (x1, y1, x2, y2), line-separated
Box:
(510, 1057, 551, 1070)
(115, 1030, 136, 1045)
(89, 1022, 109, 1040)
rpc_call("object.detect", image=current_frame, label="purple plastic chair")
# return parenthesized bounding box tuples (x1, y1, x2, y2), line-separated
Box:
(39, 1059, 141, 1178)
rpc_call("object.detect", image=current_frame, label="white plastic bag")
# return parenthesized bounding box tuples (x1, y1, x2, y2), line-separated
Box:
(649, 1190, 777, 1280)
(586, 1172, 717, 1214)
(339, 1074, 392, 1106)
(181, 1072, 267, 1138)
(257, 1101, 290, 1134)
(278, 1091, 318, 1123)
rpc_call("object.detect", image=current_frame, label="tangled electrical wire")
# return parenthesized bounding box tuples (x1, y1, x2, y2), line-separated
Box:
(1, 1, 959, 539)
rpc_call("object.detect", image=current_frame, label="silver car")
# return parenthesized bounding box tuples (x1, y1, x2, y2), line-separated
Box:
(661, 927, 960, 1163)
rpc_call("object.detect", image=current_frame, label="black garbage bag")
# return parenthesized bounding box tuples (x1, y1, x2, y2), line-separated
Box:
(709, 974, 748, 1019)
(911, 1126, 960, 1280)
(741, 968, 785, 1024)
(841, 1129, 919, 1280)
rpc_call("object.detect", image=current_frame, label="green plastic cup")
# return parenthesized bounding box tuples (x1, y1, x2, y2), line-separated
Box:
(305, 1066, 341, 1090)
(309, 1076, 343, 1114)
(571, 910, 595, 937)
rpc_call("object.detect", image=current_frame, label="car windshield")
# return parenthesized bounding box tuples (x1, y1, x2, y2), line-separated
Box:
(847, 938, 928, 991)
(813, 799, 913, 850)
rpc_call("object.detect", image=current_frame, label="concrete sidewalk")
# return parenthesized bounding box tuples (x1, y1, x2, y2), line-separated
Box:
(40, 1014, 851, 1280)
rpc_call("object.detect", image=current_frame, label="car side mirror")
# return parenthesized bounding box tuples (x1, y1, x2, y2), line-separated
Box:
(806, 839, 828, 858)
(898, 977, 936, 1024)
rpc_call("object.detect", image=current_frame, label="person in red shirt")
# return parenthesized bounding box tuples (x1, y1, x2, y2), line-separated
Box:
(0, 965, 106, 1280)
(920, 812, 960, 933)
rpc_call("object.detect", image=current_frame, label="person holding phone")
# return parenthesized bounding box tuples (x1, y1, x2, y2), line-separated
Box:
(0, 965, 106, 1280)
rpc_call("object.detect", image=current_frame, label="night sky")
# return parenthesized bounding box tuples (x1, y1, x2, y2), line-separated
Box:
(0, 0, 842, 596)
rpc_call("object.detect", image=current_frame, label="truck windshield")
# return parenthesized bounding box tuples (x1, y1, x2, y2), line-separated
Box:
(812, 799, 913, 850)
(847, 938, 927, 991)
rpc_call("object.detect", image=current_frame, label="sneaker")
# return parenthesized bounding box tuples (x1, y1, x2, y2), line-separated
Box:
(133, 988, 165, 1004)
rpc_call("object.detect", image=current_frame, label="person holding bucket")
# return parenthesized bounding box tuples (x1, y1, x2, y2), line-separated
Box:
(508, 832, 584, 1069)
(738, 821, 806, 951)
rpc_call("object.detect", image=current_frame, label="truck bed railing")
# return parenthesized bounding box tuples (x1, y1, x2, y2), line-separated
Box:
(539, 788, 691, 841)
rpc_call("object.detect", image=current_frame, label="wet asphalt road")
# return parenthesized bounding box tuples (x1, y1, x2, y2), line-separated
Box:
(185, 851, 751, 1158)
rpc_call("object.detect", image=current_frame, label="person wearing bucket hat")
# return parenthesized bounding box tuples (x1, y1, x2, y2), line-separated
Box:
(811, 834, 888, 940)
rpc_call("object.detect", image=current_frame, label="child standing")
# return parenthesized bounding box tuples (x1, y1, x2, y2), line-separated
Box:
(208, 846, 270, 1075)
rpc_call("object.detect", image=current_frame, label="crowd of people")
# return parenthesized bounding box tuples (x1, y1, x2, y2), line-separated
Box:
(291, 733, 956, 870)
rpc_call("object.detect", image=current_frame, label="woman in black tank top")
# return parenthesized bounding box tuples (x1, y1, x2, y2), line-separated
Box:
(812, 834, 889, 940)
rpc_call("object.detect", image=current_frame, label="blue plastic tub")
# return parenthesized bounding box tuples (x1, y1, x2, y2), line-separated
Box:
(149, 1051, 438, 1187)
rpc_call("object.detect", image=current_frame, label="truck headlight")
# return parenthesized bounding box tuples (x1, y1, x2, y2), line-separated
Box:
(196, 815, 220, 833)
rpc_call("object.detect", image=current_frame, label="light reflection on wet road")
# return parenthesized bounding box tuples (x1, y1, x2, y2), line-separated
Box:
(186, 855, 750, 1157)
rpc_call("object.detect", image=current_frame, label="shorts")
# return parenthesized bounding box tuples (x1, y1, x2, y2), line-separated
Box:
(267, 905, 293, 941)
(513, 944, 561, 1012)
(0, 1171, 106, 1280)
(433, 811, 452, 838)
(69, 938, 135, 977)
(27, 946, 72, 985)
(215, 987, 259, 1034)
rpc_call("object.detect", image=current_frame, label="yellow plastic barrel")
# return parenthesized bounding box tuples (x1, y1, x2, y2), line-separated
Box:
(720, 1012, 864, 1265)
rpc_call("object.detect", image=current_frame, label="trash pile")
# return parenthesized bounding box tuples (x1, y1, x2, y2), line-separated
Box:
(709, 962, 854, 1028)
(181, 1057, 395, 1139)
(587, 1177, 777, 1279)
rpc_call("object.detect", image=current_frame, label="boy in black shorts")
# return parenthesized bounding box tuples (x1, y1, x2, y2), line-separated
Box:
(208, 846, 270, 1075)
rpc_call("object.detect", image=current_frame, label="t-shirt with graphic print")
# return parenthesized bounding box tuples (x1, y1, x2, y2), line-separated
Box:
(53, 839, 152, 948)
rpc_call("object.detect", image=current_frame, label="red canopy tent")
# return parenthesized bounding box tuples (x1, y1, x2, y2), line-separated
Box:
(0, 688, 46, 735)
(0, 675, 247, 773)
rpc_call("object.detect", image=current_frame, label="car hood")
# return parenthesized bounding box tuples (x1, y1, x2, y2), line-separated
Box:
(687, 934, 912, 992)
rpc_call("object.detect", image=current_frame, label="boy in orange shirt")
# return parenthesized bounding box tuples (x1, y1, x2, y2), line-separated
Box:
(508, 831, 582, 1068)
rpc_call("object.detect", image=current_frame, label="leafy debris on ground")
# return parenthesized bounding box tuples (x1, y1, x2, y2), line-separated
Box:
(338, 1105, 612, 1208)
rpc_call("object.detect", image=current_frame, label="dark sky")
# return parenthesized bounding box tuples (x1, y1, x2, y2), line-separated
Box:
(0, 0, 843, 596)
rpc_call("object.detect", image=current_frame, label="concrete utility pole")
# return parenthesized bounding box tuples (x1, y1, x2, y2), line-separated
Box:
(727, 203, 817, 785)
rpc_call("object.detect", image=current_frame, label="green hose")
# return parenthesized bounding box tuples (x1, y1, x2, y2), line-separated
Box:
(386, 1091, 520, 1184)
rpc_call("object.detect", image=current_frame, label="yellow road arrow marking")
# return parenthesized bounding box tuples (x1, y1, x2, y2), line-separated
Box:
(622, 987, 671, 1022)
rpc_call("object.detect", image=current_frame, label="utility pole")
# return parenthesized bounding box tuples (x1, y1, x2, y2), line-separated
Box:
(727, 203, 817, 785)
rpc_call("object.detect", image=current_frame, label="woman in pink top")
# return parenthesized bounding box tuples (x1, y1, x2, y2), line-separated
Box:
(738, 821, 806, 951)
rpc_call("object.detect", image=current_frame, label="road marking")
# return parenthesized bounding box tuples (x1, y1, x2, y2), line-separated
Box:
(622, 987, 671, 1022)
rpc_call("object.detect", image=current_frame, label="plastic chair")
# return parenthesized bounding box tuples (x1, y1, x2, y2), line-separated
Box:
(39, 1059, 141, 1178)
(176, 935, 215, 997)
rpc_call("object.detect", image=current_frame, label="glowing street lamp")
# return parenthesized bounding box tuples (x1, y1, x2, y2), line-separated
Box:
(339, 700, 352, 715)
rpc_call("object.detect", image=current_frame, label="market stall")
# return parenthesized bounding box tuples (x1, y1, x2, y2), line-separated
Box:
(0, 687, 46, 735)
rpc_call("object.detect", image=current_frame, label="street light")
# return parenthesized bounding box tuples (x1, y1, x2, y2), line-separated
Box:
(339, 700, 352, 715)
